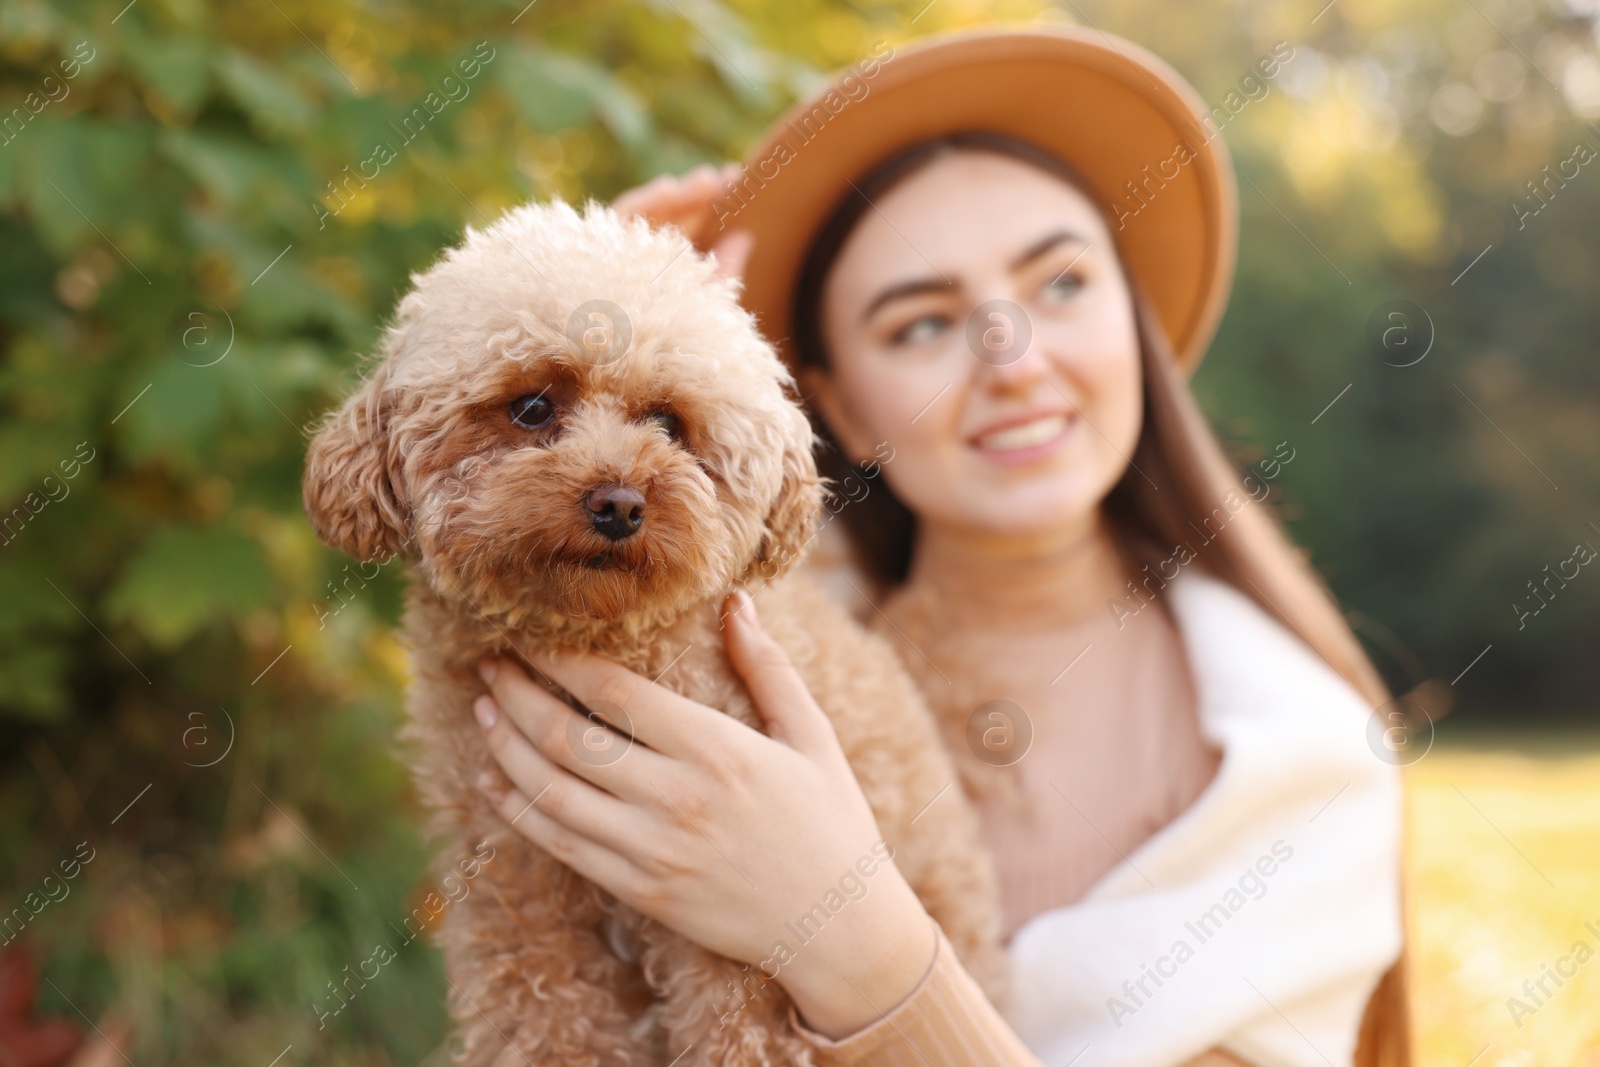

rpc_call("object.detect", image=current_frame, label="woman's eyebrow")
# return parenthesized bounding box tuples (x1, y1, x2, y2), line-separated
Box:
(1009, 229, 1089, 271)
(859, 276, 958, 324)
(857, 230, 1091, 324)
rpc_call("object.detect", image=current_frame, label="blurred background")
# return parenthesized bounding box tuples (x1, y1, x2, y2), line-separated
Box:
(0, 0, 1596, 1064)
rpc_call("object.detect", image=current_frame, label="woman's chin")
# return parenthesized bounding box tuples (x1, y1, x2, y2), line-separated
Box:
(938, 489, 1104, 545)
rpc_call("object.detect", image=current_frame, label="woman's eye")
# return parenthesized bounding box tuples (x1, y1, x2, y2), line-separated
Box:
(646, 409, 682, 440)
(509, 393, 554, 428)
(889, 313, 950, 346)
(1040, 270, 1084, 304)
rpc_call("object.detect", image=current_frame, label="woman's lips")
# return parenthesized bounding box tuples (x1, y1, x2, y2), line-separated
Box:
(969, 412, 1075, 464)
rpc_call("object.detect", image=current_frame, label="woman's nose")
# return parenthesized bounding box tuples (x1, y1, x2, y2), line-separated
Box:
(967, 299, 1049, 388)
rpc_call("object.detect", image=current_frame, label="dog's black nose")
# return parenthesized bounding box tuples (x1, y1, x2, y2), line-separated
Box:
(586, 484, 646, 541)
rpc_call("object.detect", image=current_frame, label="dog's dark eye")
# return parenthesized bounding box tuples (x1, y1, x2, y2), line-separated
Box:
(646, 410, 682, 441)
(510, 393, 554, 429)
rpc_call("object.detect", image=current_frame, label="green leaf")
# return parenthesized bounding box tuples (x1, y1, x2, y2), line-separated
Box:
(118, 357, 231, 465)
(18, 118, 155, 256)
(0, 561, 90, 720)
(105, 526, 276, 648)
(496, 43, 652, 148)
(122, 28, 211, 114)
(160, 129, 276, 209)
(0, 559, 79, 637)
(0, 638, 68, 720)
(497, 44, 595, 134)
(18, 118, 101, 252)
(215, 49, 316, 137)
(591, 73, 651, 150)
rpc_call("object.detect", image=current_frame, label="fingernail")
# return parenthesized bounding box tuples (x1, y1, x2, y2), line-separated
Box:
(730, 588, 757, 626)
(478, 658, 498, 685)
(473, 695, 499, 729)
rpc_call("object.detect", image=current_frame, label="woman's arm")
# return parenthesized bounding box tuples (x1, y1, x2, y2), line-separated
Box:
(784, 918, 1248, 1067)
(786, 914, 1045, 1066)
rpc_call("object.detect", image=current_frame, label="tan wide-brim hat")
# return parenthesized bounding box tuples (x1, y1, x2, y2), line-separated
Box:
(718, 23, 1238, 375)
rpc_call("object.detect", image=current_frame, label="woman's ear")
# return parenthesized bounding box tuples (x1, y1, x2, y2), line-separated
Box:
(799, 365, 874, 466)
(302, 362, 410, 562)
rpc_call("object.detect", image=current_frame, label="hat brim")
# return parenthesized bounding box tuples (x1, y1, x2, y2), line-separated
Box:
(715, 23, 1238, 376)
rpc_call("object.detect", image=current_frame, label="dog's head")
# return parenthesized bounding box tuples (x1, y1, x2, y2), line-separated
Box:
(303, 200, 821, 630)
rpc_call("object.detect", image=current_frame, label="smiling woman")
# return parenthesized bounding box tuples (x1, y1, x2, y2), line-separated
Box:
(747, 129, 1403, 1067)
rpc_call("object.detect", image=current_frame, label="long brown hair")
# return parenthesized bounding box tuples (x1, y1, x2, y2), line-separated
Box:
(790, 130, 1392, 712)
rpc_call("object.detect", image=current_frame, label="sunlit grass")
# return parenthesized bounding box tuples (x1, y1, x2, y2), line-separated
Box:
(1406, 732, 1600, 1067)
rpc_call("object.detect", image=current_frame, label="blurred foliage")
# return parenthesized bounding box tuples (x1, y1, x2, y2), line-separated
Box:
(0, 0, 1597, 1062)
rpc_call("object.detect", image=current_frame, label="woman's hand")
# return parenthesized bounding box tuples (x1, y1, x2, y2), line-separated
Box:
(612, 162, 755, 281)
(472, 590, 936, 1039)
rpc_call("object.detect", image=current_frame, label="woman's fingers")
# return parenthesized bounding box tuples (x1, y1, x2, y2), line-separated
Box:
(474, 694, 645, 851)
(479, 777, 646, 900)
(613, 167, 712, 218)
(709, 229, 754, 281)
(612, 163, 742, 248)
(507, 648, 744, 761)
(478, 663, 675, 800)
(721, 591, 839, 757)
(613, 166, 709, 218)
(610, 172, 672, 217)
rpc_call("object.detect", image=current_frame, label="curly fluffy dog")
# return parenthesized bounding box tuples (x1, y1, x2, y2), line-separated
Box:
(302, 200, 1004, 1066)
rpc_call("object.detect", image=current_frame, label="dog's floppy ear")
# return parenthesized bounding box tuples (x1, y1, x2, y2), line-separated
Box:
(751, 405, 824, 578)
(303, 362, 410, 562)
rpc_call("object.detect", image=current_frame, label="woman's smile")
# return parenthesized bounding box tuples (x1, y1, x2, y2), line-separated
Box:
(968, 410, 1077, 466)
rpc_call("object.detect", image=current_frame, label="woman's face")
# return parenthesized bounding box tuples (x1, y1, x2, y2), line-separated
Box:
(808, 151, 1143, 552)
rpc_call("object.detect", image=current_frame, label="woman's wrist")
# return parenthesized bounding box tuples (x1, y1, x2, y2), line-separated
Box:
(774, 875, 938, 1040)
